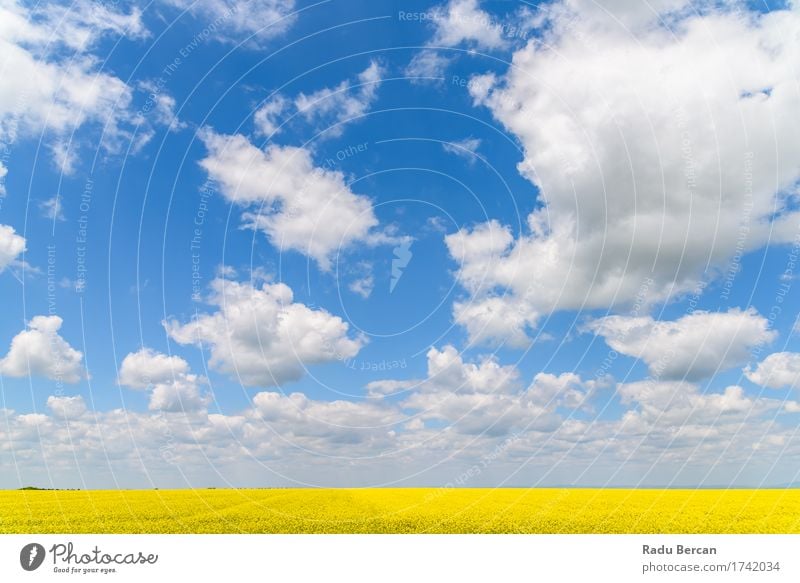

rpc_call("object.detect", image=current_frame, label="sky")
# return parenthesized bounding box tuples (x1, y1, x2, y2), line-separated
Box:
(1, 0, 800, 489)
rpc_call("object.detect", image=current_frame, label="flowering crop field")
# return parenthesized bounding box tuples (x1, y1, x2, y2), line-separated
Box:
(1, 488, 799, 534)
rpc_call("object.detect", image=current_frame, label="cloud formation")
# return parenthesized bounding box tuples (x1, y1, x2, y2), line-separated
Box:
(165, 278, 364, 387)
(294, 61, 383, 136)
(745, 352, 800, 389)
(0, 224, 25, 272)
(165, 0, 297, 42)
(448, 3, 800, 346)
(119, 348, 209, 412)
(2, 363, 796, 488)
(199, 129, 383, 269)
(0, 0, 148, 171)
(588, 308, 776, 380)
(0, 316, 84, 383)
(404, 50, 452, 83)
(430, 0, 508, 50)
(47, 395, 87, 420)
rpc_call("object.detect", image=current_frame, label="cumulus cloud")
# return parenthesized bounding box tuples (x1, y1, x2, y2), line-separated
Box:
(588, 308, 776, 380)
(618, 381, 779, 429)
(119, 348, 209, 412)
(365, 379, 419, 397)
(252, 390, 402, 444)
(148, 375, 210, 413)
(528, 371, 601, 410)
(548, 0, 694, 30)
(165, 278, 364, 387)
(0, 316, 84, 383)
(452, 287, 540, 349)
(399, 346, 598, 435)
(745, 352, 800, 389)
(199, 129, 384, 269)
(46, 395, 87, 420)
(449, 2, 800, 346)
(0, 0, 148, 170)
(0, 224, 26, 272)
(3, 363, 800, 487)
(118, 348, 191, 389)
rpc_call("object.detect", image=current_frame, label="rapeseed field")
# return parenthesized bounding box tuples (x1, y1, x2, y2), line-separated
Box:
(1, 488, 798, 533)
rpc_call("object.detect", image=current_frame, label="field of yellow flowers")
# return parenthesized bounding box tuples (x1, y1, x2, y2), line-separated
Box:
(1, 488, 799, 533)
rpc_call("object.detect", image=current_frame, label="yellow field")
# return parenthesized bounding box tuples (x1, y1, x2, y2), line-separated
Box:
(1, 488, 799, 533)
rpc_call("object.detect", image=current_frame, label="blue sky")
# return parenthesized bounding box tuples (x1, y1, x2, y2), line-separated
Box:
(1, 0, 800, 489)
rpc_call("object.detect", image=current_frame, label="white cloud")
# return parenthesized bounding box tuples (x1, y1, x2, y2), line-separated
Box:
(252, 390, 402, 443)
(0, 161, 7, 195)
(48, 140, 79, 175)
(528, 371, 601, 410)
(745, 352, 800, 389)
(550, 0, 694, 30)
(165, 0, 297, 42)
(294, 61, 383, 136)
(0, 1, 182, 178)
(404, 50, 451, 82)
(3, 51, 131, 140)
(46, 395, 87, 420)
(155, 92, 189, 132)
(0, 315, 84, 383)
(0, 0, 147, 171)
(430, 0, 508, 50)
(119, 348, 209, 412)
(254, 61, 382, 139)
(618, 381, 778, 428)
(424, 345, 520, 394)
(786, 401, 800, 413)
(349, 275, 374, 299)
(165, 278, 364, 387)
(399, 346, 595, 435)
(2, 366, 800, 487)
(442, 137, 481, 163)
(449, 3, 800, 346)
(118, 348, 191, 389)
(59, 1, 146, 46)
(453, 295, 540, 349)
(365, 379, 419, 397)
(216, 264, 239, 279)
(149, 375, 210, 413)
(6, 0, 147, 51)
(199, 129, 381, 269)
(39, 197, 65, 222)
(253, 94, 288, 136)
(588, 308, 776, 380)
(130, 81, 187, 143)
(0, 224, 26, 272)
